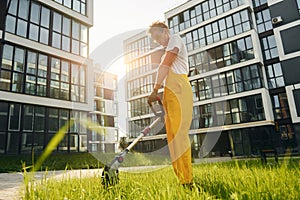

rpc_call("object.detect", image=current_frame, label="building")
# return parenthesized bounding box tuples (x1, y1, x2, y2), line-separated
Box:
(124, 0, 300, 157)
(124, 31, 168, 153)
(0, 0, 94, 155)
(89, 64, 119, 153)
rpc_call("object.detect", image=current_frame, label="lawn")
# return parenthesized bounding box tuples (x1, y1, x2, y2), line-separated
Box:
(20, 157, 300, 200)
(0, 153, 103, 173)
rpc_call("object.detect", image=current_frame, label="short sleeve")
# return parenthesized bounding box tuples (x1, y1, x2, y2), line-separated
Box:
(166, 35, 182, 52)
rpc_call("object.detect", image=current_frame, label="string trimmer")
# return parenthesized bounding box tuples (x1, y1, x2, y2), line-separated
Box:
(101, 98, 164, 187)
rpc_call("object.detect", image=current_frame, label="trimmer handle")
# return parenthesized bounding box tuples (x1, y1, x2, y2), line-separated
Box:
(148, 96, 164, 117)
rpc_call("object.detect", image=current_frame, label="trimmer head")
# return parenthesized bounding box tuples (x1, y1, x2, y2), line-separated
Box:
(101, 165, 119, 188)
(101, 98, 163, 188)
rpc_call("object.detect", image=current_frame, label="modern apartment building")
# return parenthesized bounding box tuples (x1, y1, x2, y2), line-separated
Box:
(124, 31, 168, 152)
(89, 64, 119, 153)
(124, 0, 300, 157)
(0, 0, 94, 155)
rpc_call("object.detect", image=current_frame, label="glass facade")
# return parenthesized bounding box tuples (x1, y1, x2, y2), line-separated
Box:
(168, 0, 246, 33)
(6, 0, 88, 57)
(182, 9, 252, 51)
(125, 36, 151, 60)
(125, 34, 165, 138)
(126, 55, 153, 79)
(53, 0, 87, 16)
(127, 74, 154, 98)
(191, 64, 263, 101)
(0, 101, 87, 154)
(0, 44, 86, 102)
(191, 94, 265, 129)
(0, 0, 92, 155)
(90, 70, 118, 152)
(188, 36, 254, 75)
(252, 0, 298, 153)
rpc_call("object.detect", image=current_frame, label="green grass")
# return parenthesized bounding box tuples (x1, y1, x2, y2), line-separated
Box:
(0, 152, 171, 173)
(20, 157, 300, 200)
(90, 151, 172, 167)
(0, 153, 103, 173)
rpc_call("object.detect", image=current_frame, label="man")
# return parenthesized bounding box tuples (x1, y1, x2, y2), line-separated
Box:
(147, 21, 193, 187)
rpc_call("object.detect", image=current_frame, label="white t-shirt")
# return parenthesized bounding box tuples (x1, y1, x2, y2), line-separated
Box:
(165, 34, 189, 75)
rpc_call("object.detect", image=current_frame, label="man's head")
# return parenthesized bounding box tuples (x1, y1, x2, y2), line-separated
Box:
(147, 21, 170, 47)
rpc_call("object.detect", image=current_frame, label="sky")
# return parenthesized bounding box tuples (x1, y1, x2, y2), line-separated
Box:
(89, 0, 188, 136)
(89, 0, 187, 53)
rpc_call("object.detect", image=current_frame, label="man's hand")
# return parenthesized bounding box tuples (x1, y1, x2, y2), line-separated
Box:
(148, 89, 158, 104)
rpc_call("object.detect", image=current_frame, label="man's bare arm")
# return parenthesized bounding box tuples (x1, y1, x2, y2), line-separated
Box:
(154, 47, 179, 90)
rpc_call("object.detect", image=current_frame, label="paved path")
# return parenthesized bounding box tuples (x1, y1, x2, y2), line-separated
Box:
(0, 169, 103, 200)
(0, 172, 24, 200)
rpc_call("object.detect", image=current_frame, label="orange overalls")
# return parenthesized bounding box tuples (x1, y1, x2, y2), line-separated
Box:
(163, 69, 193, 184)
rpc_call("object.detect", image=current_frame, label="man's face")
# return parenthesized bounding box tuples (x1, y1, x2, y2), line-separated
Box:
(151, 29, 168, 47)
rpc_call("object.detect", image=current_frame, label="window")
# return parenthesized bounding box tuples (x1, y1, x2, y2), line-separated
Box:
(6, 0, 88, 56)
(7, 132, 20, 153)
(0, 44, 85, 102)
(200, 104, 213, 128)
(40, 7, 50, 44)
(199, 77, 212, 100)
(61, 61, 70, 100)
(253, 0, 268, 8)
(53, 0, 86, 15)
(8, 104, 21, 131)
(0, 102, 9, 131)
(266, 63, 285, 89)
(261, 35, 279, 60)
(214, 101, 225, 126)
(168, 0, 245, 33)
(12, 48, 25, 92)
(255, 9, 273, 34)
(212, 75, 223, 97)
(52, 12, 62, 49)
(0, 45, 13, 90)
(297, 0, 300, 14)
(25, 51, 37, 95)
(191, 80, 199, 101)
(128, 97, 151, 118)
(191, 94, 265, 129)
(37, 54, 48, 96)
(35, 106, 45, 131)
(0, 103, 89, 154)
(48, 108, 59, 132)
(62, 16, 71, 51)
(190, 64, 263, 101)
(293, 89, 300, 116)
(71, 64, 86, 102)
(29, 2, 40, 41)
(182, 9, 252, 51)
(72, 20, 80, 54)
(50, 58, 60, 98)
(272, 93, 290, 119)
(22, 105, 32, 131)
(189, 36, 254, 75)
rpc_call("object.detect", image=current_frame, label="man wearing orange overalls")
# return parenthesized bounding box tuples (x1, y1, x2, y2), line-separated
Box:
(147, 21, 193, 187)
